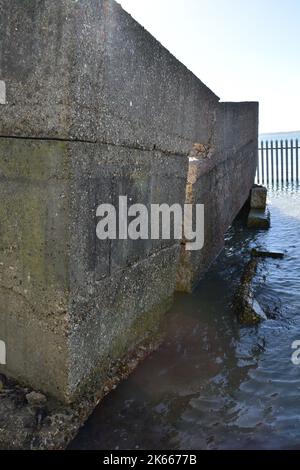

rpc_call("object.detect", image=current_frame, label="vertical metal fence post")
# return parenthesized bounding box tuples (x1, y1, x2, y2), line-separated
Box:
(266, 140, 269, 185)
(291, 140, 294, 183)
(281, 140, 284, 183)
(285, 139, 289, 184)
(275, 140, 279, 184)
(270, 140, 274, 185)
(296, 139, 299, 183)
(257, 145, 260, 184)
(261, 140, 265, 185)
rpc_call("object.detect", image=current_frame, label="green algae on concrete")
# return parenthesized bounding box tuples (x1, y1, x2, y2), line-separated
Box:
(0, 137, 187, 403)
(0, 138, 72, 399)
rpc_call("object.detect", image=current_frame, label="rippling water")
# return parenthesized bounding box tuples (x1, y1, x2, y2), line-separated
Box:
(71, 185, 300, 450)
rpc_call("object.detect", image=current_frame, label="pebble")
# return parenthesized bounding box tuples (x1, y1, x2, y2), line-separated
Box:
(26, 391, 47, 407)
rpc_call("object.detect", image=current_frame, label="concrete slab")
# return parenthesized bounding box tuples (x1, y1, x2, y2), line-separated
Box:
(247, 209, 271, 230)
(250, 185, 267, 209)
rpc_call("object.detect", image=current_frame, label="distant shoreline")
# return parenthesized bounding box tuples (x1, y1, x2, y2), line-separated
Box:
(259, 130, 300, 141)
(260, 130, 300, 136)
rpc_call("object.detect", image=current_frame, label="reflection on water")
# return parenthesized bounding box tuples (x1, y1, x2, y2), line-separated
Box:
(71, 185, 300, 450)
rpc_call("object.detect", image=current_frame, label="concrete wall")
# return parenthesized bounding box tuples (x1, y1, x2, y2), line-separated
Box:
(176, 102, 259, 293)
(0, 0, 258, 402)
(0, 138, 187, 400)
(0, 0, 219, 152)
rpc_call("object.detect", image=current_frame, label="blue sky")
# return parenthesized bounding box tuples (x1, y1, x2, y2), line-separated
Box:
(119, 0, 300, 133)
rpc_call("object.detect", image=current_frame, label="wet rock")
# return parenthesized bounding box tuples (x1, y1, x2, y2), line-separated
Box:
(26, 391, 47, 407)
(234, 258, 267, 325)
(247, 208, 270, 229)
(238, 293, 268, 325)
(250, 185, 267, 209)
(251, 248, 284, 259)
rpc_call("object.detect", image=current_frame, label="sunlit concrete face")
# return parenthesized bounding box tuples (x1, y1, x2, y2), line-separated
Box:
(176, 102, 259, 293)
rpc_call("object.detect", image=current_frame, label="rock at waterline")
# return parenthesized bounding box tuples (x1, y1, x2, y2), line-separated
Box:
(25, 391, 47, 407)
(251, 248, 284, 260)
(234, 258, 267, 326)
(247, 208, 271, 230)
(238, 293, 268, 325)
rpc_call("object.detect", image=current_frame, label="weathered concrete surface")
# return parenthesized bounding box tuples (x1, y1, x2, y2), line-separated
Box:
(250, 185, 267, 209)
(176, 102, 259, 292)
(0, 0, 219, 154)
(0, 0, 258, 426)
(0, 0, 219, 405)
(0, 137, 186, 401)
(247, 186, 269, 229)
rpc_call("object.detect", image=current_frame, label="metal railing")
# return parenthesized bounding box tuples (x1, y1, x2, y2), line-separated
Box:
(256, 139, 300, 186)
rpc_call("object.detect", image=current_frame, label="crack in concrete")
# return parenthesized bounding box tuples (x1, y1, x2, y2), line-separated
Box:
(0, 134, 189, 158)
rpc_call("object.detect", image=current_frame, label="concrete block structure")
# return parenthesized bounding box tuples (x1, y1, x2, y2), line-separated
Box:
(176, 102, 259, 292)
(0, 0, 258, 402)
(250, 185, 268, 209)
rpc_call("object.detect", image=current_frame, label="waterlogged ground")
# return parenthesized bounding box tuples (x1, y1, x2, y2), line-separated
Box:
(71, 185, 300, 450)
